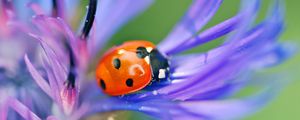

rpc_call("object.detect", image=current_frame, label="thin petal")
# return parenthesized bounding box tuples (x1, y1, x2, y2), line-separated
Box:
(8, 98, 41, 120)
(165, 15, 241, 54)
(42, 42, 68, 84)
(39, 41, 80, 114)
(158, 0, 223, 55)
(113, 0, 283, 102)
(0, 90, 9, 120)
(60, 88, 77, 115)
(176, 86, 280, 120)
(47, 116, 58, 120)
(157, 0, 264, 100)
(24, 54, 52, 98)
(250, 44, 294, 69)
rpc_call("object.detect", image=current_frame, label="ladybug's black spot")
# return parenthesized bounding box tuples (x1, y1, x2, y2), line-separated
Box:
(126, 78, 134, 87)
(113, 58, 121, 69)
(100, 79, 106, 90)
(136, 47, 149, 58)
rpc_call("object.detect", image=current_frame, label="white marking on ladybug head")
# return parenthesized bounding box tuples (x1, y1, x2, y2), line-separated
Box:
(118, 49, 125, 54)
(129, 64, 145, 76)
(158, 69, 166, 79)
(144, 56, 150, 64)
(146, 47, 153, 53)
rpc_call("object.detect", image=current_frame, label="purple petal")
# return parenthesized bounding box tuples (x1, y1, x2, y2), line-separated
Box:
(177, 87, 279, 120)
(31, 15, 87, 66)
(89, 0, 154, 56)
(156, 0, 283, 101)
(39, 40, 80, 115)
(32, 15, 77, 47)
(158, 0, 223, 55)
(42, 61, 63, 107)
(39, 43, 66, 104)
(69, 103, 90, 120)
(47, 116, 58, 120)
(157, 0, 264, 100)
(38, 46, 79, 116)
(8, 98, 41, 120)
(106, 80, 280, 120)
(0, 91, 9, 120)
(112, 0, 282, 102)
(31, 16, 71, 59)
(24, 54, 52, 98)
(0, 105, 8, 120)
(158, 0, 260, 55)
(249, 44, 294, 69)
(164, 15, 241, 54)
(37, 36, 67, 87)
(60, 88, 77, 115)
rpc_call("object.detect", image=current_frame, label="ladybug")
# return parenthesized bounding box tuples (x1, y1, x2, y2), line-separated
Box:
(95, 40, 170, 96)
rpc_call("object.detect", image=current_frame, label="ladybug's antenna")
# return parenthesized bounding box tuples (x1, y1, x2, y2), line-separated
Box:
(80, 0, 97, 40)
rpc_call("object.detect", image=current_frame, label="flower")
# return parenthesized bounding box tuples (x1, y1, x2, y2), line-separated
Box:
(24, 0, 154, 119)
(0, 0, 52, 119)
(1, 0, 293, 120)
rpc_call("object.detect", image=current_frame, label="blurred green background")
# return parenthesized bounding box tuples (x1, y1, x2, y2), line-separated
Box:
(102, 0, 300, 119)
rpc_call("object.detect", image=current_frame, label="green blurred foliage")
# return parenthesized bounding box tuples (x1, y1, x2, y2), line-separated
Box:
(105, 0, 300, 119)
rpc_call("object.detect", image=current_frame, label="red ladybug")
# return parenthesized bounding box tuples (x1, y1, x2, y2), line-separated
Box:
(95, 40, 169, 96)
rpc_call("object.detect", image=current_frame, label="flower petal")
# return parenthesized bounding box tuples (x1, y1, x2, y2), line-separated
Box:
(165, 15, 241, 54)
(158, 0, 223, 55)
(47, 116, 58, 120)
(24, 54, 52, 98)
(8, 98, 41, 120)
(249, 43, 294, 69)
(157, 0, 264, 99)
(60, 88, 77, 115)
(175, 86, 280, 120)
(0, 90, 9, 120)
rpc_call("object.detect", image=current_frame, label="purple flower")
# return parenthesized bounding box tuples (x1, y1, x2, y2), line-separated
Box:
(0, 0, 52, 119)
(1, 0, 293, 120)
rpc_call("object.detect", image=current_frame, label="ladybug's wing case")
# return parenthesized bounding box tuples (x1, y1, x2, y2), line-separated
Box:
(96, 40, 170, 95)
(96, 41, 154, 96)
